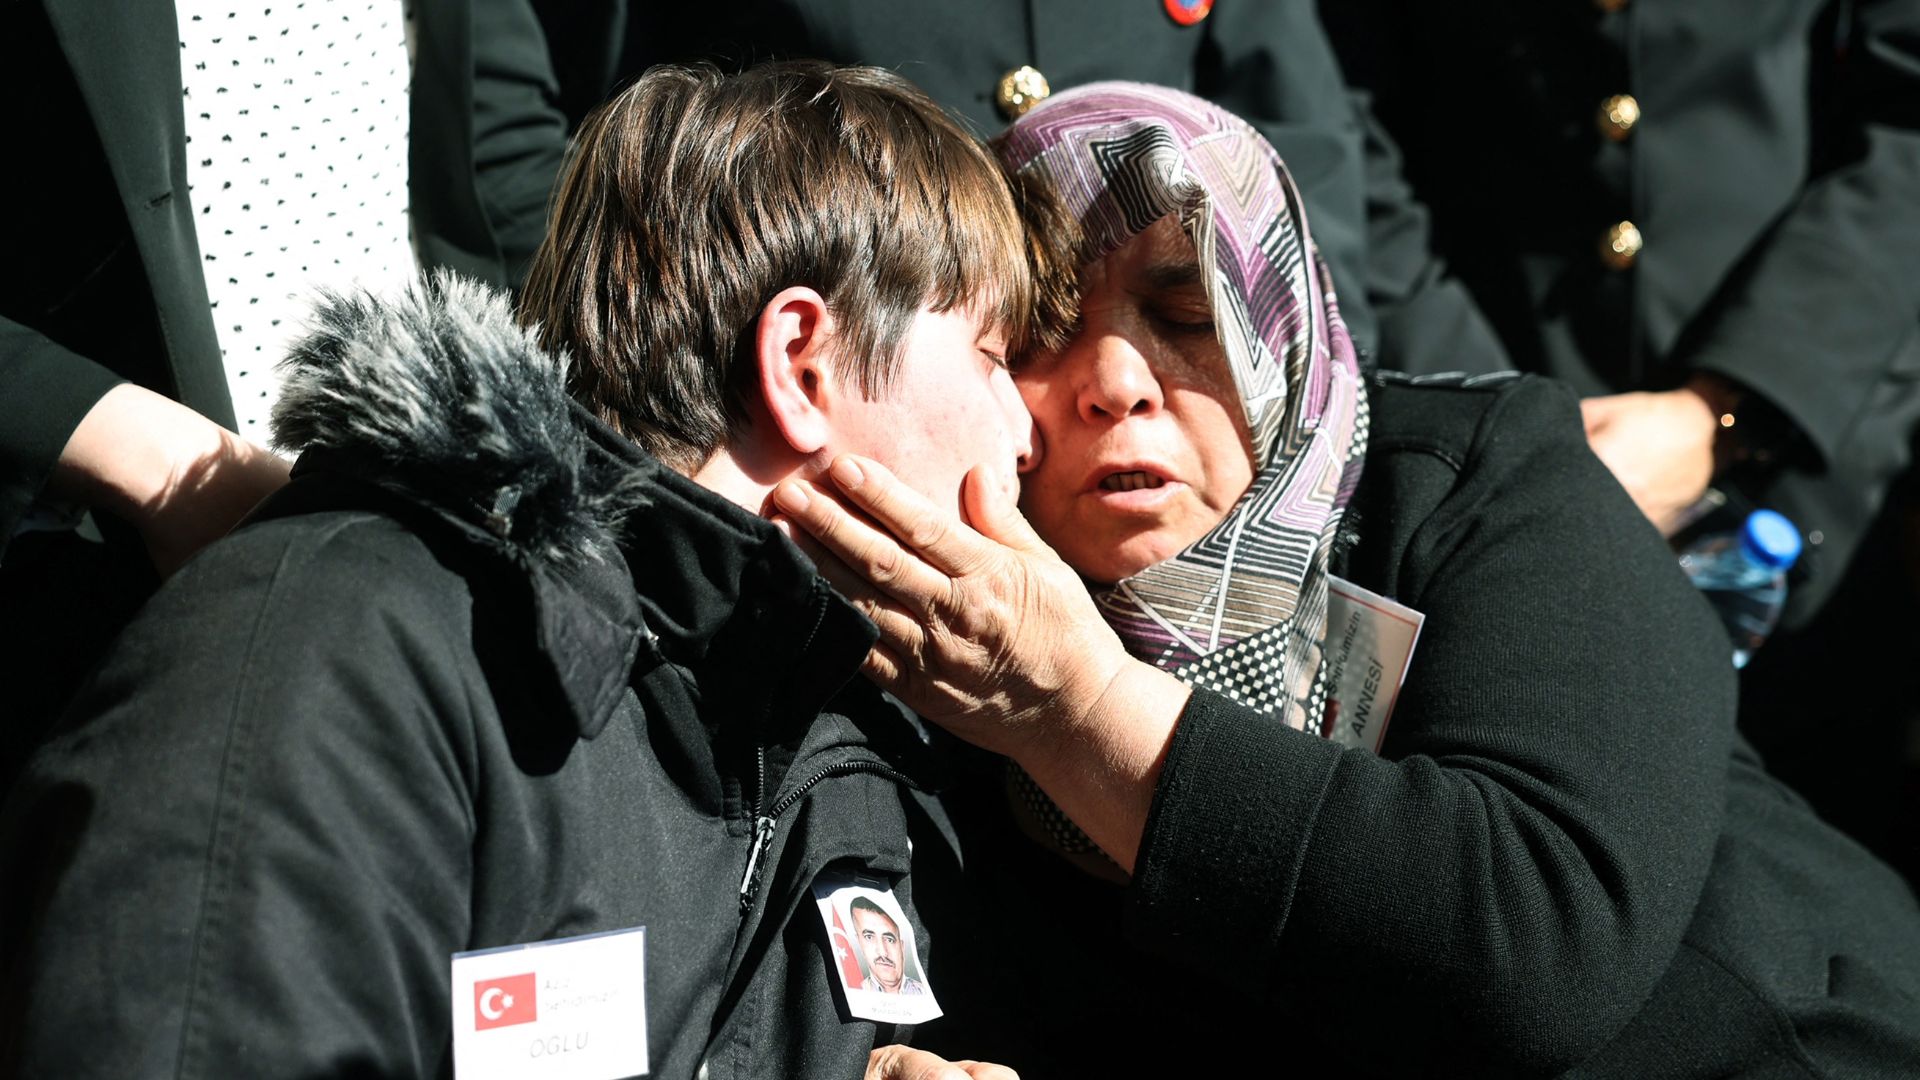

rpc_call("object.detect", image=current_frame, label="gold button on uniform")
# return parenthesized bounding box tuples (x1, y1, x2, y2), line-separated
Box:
(996, 65, 1050, 119)
(1598, 93, 1641, 140)
(1601, 220, 1644, 270)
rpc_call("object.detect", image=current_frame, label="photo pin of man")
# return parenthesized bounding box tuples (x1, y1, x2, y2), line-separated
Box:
(849, 897, 924, 995)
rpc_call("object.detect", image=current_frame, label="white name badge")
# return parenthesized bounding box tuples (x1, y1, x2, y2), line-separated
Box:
(812, 874, 943, 1026)
(451, 927, 649, 1080)
(1322, 575, 1425, 753)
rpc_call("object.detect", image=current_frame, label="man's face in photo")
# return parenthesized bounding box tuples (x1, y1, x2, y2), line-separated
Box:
(852, 904, 906, 992)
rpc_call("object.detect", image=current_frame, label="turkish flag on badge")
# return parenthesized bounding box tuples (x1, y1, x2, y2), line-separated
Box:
(829, 908, 866, 989)
(474, 973, 538, 1031)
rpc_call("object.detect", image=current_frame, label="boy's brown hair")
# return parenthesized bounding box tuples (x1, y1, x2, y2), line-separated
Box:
(520, 61, 1033, 473)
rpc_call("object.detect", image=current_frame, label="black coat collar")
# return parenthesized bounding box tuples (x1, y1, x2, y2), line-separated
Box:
(264, 408, 879, 748)
(577, 407, 880, 736)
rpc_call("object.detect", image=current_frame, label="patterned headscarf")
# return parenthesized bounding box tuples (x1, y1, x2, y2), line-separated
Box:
(998, 83, 1368, 855)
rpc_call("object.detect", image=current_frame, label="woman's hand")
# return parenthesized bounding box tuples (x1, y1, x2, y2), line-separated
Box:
(772, 454, 1123, 758)
(772, 454, 1190, 868)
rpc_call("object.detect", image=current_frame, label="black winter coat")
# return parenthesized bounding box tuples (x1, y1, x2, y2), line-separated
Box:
(0, 280, 953, 1078)
(916, 374, 1920, 1077)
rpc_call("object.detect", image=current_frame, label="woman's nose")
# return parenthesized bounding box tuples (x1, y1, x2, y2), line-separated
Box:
(1076, 333, 1163, 425)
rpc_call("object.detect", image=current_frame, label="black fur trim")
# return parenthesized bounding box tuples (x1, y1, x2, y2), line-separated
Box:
(271, 271, 645, 566)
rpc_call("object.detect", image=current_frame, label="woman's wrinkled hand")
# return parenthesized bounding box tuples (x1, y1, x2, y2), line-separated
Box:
(775, 453, 1192, 869)
(770, 453, 1132, 763)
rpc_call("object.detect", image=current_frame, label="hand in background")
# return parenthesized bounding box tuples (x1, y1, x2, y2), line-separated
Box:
(1580, 384, 1719, 536)
(867, 1045, 1019, 1080)
(50, 383, 291, 575)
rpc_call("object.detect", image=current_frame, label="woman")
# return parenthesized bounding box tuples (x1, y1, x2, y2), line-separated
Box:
(773, 84, 1920, 1076)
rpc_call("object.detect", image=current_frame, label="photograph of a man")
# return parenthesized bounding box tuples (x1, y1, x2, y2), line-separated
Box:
(850, 895, 925, 995)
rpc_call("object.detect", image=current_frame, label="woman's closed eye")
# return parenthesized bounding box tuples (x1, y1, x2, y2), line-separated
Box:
(1148, 303, 1214, 334)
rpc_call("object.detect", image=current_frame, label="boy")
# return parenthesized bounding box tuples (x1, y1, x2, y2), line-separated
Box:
(2, 62, 1031, 1079)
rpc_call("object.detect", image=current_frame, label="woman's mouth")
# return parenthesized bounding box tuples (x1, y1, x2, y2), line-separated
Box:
(1100, 470, 1167, 492)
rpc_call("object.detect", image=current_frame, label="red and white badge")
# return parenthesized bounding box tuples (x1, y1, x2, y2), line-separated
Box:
(451, 927, 649, 1080)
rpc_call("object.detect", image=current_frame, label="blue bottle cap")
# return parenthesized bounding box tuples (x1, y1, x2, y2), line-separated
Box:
(1740, 509, 1802, 572)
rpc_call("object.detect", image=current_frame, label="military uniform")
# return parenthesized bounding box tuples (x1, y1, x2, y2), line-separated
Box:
(1325, 0, 1920, 620)
(1325, 0, 1920, 865)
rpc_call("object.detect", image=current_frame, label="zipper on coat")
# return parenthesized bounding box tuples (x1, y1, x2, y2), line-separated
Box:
(736, 813, 778, 915)
(735, 741, 771, 916)
(736, 759, 920, 916)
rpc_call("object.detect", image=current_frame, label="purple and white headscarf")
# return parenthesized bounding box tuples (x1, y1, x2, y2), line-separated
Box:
(1000, 81, 1369, 745)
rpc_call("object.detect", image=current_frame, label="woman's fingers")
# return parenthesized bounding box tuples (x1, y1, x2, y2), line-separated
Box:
(818, 455, 995, 578)
(780, 523, 931, 652)
(772, 476, 949, 605)
(960, 462, 1054, 558)
(862, 640, 907, 695)
(775, 521, 916, 696)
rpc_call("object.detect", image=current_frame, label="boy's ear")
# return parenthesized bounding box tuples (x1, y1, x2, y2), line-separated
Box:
(754, 286, 839, 456)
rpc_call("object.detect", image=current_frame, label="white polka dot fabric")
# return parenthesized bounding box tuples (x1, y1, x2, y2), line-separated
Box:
(178, 0, 416, 440)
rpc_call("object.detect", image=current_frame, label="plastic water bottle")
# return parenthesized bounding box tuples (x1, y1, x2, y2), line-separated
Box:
(1677, 509, 1803, 668)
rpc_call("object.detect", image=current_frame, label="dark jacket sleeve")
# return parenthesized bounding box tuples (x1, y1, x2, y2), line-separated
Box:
(0, 318, 126, 540)
(1123, 378, 1736, 1073)
(1677, 0, 1920, 468)
(412, 0, 571, 290)
(0, 512, 480, 1078)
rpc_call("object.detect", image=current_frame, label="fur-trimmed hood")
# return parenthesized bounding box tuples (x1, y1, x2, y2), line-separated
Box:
(270, 271, 648, 567)
(260, 273, 655, 738)
(260, 273, 875, 744)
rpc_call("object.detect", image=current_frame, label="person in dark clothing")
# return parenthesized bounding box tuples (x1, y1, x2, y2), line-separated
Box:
(1324, 0, 1920, 549)
(1322, 0, 1920, 877)
(1, 63, 1031, 1079)
(778, 83, 1920, 1076)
